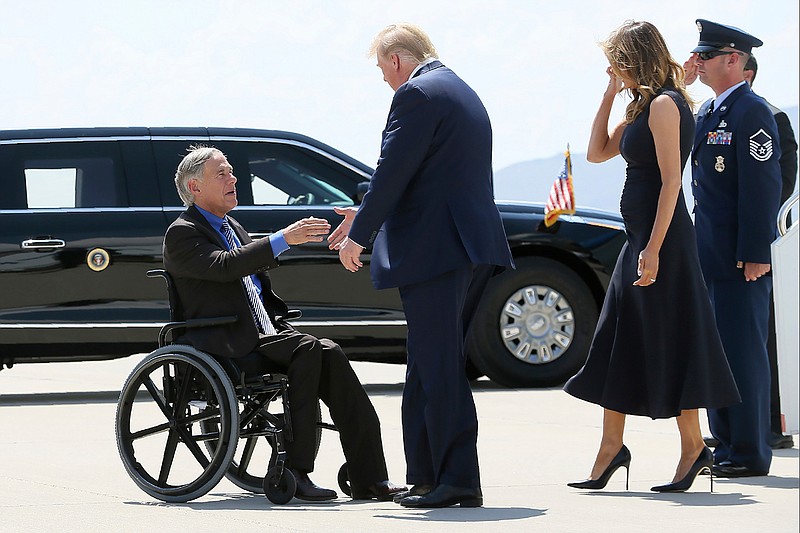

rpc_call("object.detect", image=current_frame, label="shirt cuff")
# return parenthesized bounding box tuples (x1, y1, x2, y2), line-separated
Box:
(269, 231, 290, 257)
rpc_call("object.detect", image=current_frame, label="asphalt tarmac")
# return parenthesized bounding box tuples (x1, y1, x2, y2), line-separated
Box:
(1, 355, 797, 532)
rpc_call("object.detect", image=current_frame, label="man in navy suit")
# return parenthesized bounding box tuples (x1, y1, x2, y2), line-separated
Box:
(687, 20, 782, 477)
(330, 23, 513, 507)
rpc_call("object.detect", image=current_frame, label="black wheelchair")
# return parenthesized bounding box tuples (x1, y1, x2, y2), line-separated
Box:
(115, 269, 351, 504)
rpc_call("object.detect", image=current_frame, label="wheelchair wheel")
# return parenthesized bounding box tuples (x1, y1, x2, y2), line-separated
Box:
(337, 462, 351, 496)
(115, 346, 239, 503)
(263, 465, 296, 505)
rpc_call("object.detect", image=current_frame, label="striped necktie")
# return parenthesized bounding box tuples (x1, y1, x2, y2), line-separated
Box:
(220, 219, 277, 335)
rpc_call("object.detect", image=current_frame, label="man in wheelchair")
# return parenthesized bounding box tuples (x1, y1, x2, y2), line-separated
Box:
(163, 145, 405, 502)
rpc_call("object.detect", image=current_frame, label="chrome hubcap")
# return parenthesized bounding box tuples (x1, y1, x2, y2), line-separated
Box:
(499, 285, 575, 365)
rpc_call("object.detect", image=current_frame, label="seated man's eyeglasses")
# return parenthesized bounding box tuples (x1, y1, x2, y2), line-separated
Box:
(698, 49, 744, 61)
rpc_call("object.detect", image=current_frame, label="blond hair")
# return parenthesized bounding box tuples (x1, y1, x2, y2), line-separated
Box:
(369, 23, 438, 64)
(602, 20, 693, 123)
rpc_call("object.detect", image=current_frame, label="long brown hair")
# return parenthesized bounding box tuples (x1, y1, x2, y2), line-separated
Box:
(602, 20, 693, 123)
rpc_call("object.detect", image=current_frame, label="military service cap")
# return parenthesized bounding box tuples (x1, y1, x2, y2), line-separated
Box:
(693, 19, 763, 54)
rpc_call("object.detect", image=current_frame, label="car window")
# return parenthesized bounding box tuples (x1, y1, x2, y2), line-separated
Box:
(215, 142, 359, 207)
(25, 158, 118, 208)
(0, 142, 127, 209)
(249, 156, 353, 206)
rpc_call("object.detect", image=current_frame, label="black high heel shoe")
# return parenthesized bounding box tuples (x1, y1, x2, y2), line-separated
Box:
(651, 446, 714, 493)
(568, 444, 631, 490)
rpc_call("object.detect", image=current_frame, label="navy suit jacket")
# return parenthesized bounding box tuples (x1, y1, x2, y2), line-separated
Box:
(349, 61, 513, 290)
(163, 205, 288, 358)
(691, 83, 782, 281)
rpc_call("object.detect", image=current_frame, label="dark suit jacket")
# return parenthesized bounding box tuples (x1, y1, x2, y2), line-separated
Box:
(163, 205, 288, 358)
(348, 60, 514, 290)
(692, 84, 782, 280)
(765, 102, 799, 205)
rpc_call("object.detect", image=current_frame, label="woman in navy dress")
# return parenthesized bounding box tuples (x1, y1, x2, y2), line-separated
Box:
(564, 20, 740, 492)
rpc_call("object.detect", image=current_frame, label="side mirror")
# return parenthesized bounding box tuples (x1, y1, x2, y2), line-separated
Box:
(355, 182, 369, 204)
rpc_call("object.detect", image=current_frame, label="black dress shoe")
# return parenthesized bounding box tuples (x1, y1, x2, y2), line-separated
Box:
(392, 483, 434, 503)
(770, 433, 794, 449)
(400, 484, 482, 508)
(351, 480, 408, 501)
(712, 461, 768, 478)
(703, 436, 720, 448)
(291, 469, 337, 501)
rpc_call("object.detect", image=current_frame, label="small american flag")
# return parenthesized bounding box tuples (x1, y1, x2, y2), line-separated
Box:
(544, 147, 575, 227)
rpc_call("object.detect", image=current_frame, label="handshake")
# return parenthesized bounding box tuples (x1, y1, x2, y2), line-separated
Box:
(282, 206, 363, 273)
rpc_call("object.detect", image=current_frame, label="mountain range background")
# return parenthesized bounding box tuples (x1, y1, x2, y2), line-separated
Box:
(494, 106, 799, 216)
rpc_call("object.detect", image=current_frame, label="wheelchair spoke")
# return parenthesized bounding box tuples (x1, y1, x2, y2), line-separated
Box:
(130, 421, 172, 440)
(141, 374, 174, 421)
(158, 427, 182, 485)
(175, 424, 212, 469)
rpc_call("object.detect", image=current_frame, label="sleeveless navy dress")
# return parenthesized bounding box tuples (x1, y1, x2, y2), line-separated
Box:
(564, 88, 740, 418)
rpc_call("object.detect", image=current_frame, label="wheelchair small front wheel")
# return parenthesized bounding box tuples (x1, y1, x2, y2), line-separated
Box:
(264, 466, 296, 505)
(337, 462, 351, 496)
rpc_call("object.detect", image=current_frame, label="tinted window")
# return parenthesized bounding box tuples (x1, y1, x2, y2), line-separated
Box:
(0, 142, 127, 208)
(218, 142, 359, 207)
(249, 154, 353, 206)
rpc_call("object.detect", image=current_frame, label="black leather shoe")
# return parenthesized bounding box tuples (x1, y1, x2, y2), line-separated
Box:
(291, 469, 337, 501)
(703, 436, 720, 448)
(392, 483, 434, 503)
(770, 433, 794, 449)
(351, 480, 408, 501)
(712, 461, 768, 478)
(400, 484, 482, 508)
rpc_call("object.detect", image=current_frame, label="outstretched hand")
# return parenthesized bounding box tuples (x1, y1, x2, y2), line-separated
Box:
(282, 217, 331, 246)
(328, 206, 358, 250)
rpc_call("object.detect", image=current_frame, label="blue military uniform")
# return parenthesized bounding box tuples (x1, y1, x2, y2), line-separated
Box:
(691, 19, 782, 476)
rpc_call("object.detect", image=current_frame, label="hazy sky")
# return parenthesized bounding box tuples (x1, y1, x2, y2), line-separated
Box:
(2, 0, 797, 171)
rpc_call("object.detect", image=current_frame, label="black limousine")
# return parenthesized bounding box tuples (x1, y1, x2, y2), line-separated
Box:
(0, 127, 626, 387)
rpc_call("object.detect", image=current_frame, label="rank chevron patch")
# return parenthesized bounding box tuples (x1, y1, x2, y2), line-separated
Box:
(749, 129, 773, 161)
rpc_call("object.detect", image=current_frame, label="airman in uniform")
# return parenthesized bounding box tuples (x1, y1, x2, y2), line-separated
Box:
(687, 19, 782, 477)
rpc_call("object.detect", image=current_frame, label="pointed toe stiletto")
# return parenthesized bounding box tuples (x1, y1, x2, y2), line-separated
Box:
(651, 446, 714, 493)
(568, 444, 631, 490)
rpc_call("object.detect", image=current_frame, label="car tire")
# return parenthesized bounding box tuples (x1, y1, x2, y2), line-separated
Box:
(468, 257, 599, 388)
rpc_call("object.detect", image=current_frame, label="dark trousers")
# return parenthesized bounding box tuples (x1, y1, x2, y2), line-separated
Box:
(707, 277, 773, 473)
(398, 264, 492, 489)
(237, 329, 388, 490)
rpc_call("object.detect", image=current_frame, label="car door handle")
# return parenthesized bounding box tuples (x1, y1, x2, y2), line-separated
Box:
(21, 238, 66, 250)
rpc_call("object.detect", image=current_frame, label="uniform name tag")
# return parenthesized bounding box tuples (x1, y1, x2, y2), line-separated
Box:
(707, 130, 733, 145)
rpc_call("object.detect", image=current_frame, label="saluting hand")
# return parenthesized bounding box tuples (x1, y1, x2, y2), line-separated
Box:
(605, 67, 623, 97)
(282, 217, 331, 246)
(683, 53, 699, 86)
